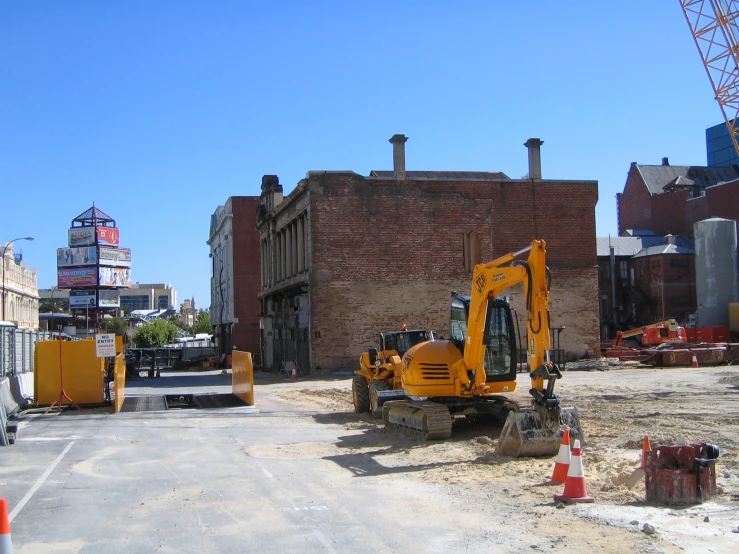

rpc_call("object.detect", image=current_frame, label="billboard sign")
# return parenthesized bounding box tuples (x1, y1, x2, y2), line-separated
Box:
(58, 267, 98, 287)
(67, 226, 120, 247)
(98, 267, 131, 287)
(97, 227, 119, 246)
(98, 247, 131, 267)
(68, 227, 96, 247)
(98, 289, 121, 308)
(69, 290, 96, 308)
(57, 246, 97, 267)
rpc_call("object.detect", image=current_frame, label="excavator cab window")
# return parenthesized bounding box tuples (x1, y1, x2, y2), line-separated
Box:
(481, 298, 516, 381)
(449, 297, 469, 345)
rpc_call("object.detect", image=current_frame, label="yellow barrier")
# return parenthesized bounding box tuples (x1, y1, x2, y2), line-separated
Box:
(113, 352, 126, 413)
(232, 350, 254, 405)
(35, 340, 106, 405)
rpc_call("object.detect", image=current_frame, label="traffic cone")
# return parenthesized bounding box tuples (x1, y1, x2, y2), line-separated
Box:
(290, 363, 298, 380)
(554, 440, 594, 503)
(0, 498, 12, 554)
(691, 353, 699, 368)
(640, 435, 651, 469)
(550, 428, 571, 485)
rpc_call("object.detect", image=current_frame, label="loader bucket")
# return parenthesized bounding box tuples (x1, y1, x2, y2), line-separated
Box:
(496, 406, 583, 458)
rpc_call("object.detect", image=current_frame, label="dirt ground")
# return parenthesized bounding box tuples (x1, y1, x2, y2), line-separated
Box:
(260, 363, 739, 553)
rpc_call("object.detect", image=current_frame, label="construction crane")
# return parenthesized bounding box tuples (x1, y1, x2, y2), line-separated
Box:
(680, 0, 739, 157)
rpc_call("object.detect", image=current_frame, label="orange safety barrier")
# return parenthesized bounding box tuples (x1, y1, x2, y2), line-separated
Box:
(232, 350, 255, 406)
(113, 352, 126, 413)
(34, 340, 106, 405)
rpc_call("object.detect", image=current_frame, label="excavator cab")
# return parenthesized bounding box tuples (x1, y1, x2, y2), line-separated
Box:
(451, 295, 516, 382)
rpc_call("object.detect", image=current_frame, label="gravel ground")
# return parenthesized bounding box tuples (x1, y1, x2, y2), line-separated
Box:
(261, 363, 739, 553)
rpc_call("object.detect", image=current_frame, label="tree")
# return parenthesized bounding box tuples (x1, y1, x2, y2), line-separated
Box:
(99, 317, 127, 336)
(193, 310, 211, 335)
(39, 298, 68, 313)
(132, 319, 179, 348)
(169, 317, 192, 335)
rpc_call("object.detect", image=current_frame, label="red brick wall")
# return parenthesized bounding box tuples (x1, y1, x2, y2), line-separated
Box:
(307, 172, 600, 370)
(651, 189, 691, 236)
(231, 197, 262, 354)
(618, 165, 653, 234)
(687, 180, 739, 231)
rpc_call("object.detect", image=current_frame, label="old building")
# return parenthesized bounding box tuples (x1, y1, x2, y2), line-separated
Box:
(208, 196, 261, 357)
(616, 159, 739, 237)
(256, 136, 601, 373)
(1, 244, 39, 329)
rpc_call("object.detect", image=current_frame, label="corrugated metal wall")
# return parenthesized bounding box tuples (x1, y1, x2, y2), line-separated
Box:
(0, 328, 52, 377)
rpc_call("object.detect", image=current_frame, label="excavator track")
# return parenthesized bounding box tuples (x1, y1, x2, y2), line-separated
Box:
(382, 400, 453, 440)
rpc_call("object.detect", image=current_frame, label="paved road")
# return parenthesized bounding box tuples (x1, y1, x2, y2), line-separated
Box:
(1, 372, 539, 553)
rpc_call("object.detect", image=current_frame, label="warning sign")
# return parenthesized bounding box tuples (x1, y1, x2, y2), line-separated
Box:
(95, 333, 116, 357)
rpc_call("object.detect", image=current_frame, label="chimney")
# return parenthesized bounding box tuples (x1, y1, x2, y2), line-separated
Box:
(662, 157, 669, 166)
(389, 134, 408, 180)
(524, 138, 544, 180)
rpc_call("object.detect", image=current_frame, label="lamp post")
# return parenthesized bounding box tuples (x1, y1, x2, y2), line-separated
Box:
(1, 237, 34, 323)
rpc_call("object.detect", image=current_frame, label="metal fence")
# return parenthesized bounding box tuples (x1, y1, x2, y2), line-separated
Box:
(0, 327, 53, 378)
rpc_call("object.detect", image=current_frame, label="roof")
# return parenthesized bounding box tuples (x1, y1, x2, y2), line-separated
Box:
(369, 170, 510, 181)
(596, 237, 647, 257)
(71, 204, 115, 226)
(636, 164, 739, 195)
(633, 236, 694, 257)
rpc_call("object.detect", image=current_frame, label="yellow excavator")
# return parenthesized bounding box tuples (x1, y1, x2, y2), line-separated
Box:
(380, 239, 583, 457)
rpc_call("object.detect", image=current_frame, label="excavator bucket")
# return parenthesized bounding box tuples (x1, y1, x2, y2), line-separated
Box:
(496, 406, 583, 458)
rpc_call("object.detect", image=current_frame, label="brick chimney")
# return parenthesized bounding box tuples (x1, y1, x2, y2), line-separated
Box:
(389, 134, 408, 180)
(524, 138, 544, 180)
(662, 157, 670, 166)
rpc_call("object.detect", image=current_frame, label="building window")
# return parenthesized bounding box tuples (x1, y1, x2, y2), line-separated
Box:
(619, 260, 629, 281)
(157, 295, 169, 309)
(599, 262, 610, 280)
(120, 295, 150, 311)
(670, 258, 688, 267)
(651, 259, 661, 268)
(463, 232, 480, 273)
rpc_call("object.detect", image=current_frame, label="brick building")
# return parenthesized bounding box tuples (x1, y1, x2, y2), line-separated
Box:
(256, 136, 601, 373)
(616, 158, 739, 237)
(208, 196, 261, 357)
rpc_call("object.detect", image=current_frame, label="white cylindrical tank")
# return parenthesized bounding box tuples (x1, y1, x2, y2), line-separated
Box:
(694, 218, 739, 327)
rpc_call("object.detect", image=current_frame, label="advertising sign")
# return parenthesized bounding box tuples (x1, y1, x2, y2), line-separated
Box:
(95, 333, 116, 357)
(97, 227, 119, 246)
(69, 290, 96, 308)
(98, 247, 131, 267)
(98, 267, 131, 287)
(67, 226, 120, 247)
(68, 227, 96, 247)
(98, 289, 121, 308)
(57, 246, 97, 267)
(58, 267, 98, 287)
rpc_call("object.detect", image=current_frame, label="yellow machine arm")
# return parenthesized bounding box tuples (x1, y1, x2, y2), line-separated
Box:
(461, 240, 554, 399)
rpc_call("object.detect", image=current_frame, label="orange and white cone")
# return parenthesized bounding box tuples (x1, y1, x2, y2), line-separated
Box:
(550, 428, 571, 485)
(554, 440, 594, 503)
(640, 435, 651, 469)
(691, 354, 699, 368)
(291, 363, 298, 380)
(0, 498, 12, 554)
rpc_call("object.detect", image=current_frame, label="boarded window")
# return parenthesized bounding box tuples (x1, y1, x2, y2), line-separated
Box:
(463, 232, 480, 273)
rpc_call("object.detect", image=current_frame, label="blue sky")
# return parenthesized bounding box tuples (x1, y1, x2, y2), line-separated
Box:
(0, 1, 723, 309)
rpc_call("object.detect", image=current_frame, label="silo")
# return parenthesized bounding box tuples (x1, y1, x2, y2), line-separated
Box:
(694, 218, 739, 327)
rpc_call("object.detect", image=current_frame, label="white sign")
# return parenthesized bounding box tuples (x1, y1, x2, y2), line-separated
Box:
(95, 333, 116, 357)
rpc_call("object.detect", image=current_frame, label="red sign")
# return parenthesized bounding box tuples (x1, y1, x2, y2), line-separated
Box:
(97, 227, 119, 246)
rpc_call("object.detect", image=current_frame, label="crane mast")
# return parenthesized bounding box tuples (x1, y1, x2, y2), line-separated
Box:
(680, 0, 739, 158)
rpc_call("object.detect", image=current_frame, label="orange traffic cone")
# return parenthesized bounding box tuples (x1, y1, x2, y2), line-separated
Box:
(550, 428, 571, 485)
(640, 435, 651, 469)
(291, 363, 298, 380)
(554, 440, 594, 503)
(691, 354, 699, 368)
(0, 498, 12, 554)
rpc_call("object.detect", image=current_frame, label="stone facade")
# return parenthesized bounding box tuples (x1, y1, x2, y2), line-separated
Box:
(1, 244, 39, 329)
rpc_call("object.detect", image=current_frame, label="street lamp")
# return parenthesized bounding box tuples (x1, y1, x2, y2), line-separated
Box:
(1, 237, 34, 322)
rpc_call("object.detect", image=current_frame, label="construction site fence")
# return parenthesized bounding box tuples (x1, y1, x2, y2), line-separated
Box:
(0, 328, 53, 378)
